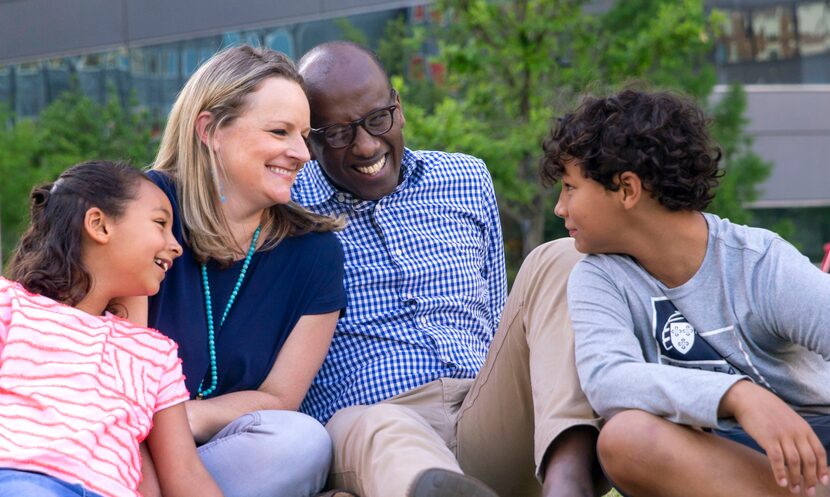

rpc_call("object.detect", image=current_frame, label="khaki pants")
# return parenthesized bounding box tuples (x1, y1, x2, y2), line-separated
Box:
(326, 239, 600, 497)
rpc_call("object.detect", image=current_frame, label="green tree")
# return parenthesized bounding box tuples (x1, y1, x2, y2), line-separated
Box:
(381, 0, 769, 268)
(0, 81, 157, 265)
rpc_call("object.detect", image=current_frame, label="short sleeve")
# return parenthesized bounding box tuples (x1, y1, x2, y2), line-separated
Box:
(0, 283, 11, 348)
(302, 233, 347, 317)
(154, 342, 189, 413)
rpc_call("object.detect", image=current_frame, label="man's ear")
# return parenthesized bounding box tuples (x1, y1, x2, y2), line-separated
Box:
(396, 92, 406, 129)
(84, 207, 111, 244)
(617, 171, 642, 209)
(195, 111, 215, 147)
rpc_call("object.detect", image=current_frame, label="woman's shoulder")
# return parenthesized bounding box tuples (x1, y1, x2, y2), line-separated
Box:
(286, 230, 342, 253)
(259, 231, 343, 268)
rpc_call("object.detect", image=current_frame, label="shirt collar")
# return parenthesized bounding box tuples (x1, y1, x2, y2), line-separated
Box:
(294, 148, 424, 207)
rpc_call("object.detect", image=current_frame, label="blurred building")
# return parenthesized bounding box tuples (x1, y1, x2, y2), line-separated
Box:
(1, 0, 828, 257)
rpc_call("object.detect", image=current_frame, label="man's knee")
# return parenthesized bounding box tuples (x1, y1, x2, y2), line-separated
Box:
(526, 238, 581, 270)
(515, 238, 582, 293)
(331, 403, 423, 433)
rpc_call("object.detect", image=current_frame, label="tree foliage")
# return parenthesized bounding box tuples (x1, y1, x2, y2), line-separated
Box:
(0, 81, 157, 265)
(380, 0, 770, 268)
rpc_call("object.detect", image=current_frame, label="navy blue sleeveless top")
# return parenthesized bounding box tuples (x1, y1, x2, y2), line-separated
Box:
(147, 170, 346, 397)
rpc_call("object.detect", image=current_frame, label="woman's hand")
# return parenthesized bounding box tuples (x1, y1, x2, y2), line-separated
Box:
(720, 380, 829, 495)
(146, 403, 224, 497)
(184, 399, 212, 444)
(178, 311, 339, 445)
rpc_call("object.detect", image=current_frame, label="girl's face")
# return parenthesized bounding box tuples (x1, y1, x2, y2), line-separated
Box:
(106, 180, 182, 297)
(211, 77, 311, 217)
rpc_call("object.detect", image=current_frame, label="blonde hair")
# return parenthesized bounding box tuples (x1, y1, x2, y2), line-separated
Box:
(153, 45, 343, 264)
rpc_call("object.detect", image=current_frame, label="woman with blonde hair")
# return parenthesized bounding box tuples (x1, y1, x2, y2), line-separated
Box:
(140, 45, 347, 497)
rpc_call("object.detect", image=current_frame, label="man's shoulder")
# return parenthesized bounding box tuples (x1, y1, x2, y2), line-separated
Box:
(412, 149, 488, 172)
(409, 149, 493, 190)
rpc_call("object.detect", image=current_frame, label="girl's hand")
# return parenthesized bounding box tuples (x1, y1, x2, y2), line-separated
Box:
(721, 380, 829, 495)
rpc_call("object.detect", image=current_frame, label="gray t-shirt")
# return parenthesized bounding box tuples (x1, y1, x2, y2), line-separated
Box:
(569, 213, 830, 429)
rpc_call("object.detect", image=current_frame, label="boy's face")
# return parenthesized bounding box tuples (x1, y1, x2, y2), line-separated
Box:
(554, 158, 625, 254)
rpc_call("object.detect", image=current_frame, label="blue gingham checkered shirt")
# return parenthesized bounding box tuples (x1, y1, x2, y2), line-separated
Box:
(292, 148, 507, 423)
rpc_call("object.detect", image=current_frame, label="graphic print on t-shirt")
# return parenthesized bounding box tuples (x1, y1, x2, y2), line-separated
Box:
(651, 297, 738, 375)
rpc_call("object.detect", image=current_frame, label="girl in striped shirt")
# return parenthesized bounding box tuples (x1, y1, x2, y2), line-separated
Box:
(0, 161, 223, 497)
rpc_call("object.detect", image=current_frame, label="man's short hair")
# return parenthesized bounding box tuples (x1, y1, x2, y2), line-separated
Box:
(540, 89, 723, 211)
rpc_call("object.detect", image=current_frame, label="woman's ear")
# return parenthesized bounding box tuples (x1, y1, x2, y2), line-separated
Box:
(195, 111, 215, 147)
(83, 207, 111, 244)
(618, 171, 643, 210)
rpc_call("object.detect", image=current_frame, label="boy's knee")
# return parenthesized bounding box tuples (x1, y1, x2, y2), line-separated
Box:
(597, 410, 657, 462)
(598, 410, 665, 479)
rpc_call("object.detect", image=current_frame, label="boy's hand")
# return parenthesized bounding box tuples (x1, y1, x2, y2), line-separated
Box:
(720, 380, 829, 495)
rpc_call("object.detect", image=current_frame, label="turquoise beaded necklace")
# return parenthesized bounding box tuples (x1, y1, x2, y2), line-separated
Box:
(196, 225, 261, 399)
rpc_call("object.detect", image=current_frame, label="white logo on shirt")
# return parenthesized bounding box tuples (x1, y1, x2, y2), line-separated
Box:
(669, 322, 695, 354)
(661, 311, 695, 354)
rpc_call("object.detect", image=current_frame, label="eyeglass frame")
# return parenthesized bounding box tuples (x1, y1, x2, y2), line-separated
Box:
(309, 89, 399, 149)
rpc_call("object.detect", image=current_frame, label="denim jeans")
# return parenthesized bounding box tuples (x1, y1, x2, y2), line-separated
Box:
(198, 410, 332, 497)
(0, 469, 104, 497)
(714, 414, 830, 453)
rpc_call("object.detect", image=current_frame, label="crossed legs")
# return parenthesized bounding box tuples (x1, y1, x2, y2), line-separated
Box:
(600, 410, 830, 497)
(325, 239, 603, 497)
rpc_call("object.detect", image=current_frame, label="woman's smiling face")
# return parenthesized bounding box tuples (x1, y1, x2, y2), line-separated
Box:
(211, 77, 311, 213)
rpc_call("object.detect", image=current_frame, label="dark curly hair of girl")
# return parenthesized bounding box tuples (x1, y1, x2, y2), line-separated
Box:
(540, 89, 723, 211)
(6, 161, 147, 306)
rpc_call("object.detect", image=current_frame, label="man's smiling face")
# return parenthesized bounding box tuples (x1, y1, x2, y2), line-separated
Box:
(303, 47, 405, 201)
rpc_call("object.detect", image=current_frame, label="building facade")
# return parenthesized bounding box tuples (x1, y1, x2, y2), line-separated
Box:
(1, 0, 828, 258)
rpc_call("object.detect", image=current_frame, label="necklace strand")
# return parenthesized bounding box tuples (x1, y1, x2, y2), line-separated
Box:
(197, 226, 261, 399)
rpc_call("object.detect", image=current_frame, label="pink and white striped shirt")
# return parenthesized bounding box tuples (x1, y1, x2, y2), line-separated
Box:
(0, 277, 188, 497)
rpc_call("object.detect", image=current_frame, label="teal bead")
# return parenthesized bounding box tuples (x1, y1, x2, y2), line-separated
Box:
(197, 225, 261, 399)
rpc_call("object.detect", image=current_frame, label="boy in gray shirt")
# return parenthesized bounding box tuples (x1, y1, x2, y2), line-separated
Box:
(540, 89, 830, 497)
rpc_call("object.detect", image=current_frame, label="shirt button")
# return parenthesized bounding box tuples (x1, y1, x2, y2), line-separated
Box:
(395, 249, 403, 256)
(421, 317, 428, 325)
(337, 193, 345, 202)
(375, 203, 382, 212)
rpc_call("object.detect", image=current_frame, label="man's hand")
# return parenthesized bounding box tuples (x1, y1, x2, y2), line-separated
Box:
(720, 380, 829, 495)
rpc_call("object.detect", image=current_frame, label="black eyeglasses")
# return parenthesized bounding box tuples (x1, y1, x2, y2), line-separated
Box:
(310, 90, 399, 149)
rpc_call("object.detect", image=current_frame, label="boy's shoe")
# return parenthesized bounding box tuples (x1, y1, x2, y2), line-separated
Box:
(408, 468, 500, 497)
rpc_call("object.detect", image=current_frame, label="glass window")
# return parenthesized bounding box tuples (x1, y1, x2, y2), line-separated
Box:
(15, 62, 46, 117)
(131, 49, 147, 75)
(265, 28, 294, 57)
(162, 47, 179, 76)
(0, 65, 11, 111)
(751, 5, 798, 61)
(798, 1, 830, 56)
(721, 10, 754, 62)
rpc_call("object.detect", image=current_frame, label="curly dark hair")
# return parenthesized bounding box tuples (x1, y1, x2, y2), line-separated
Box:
(539, 89, 723, 211)
(6, 161, 147, 306)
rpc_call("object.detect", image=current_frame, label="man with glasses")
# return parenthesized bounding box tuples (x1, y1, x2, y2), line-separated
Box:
(292, 42, 603, 497)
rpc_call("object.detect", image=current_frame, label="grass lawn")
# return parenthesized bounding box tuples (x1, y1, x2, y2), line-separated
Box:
(605, 490, 622, 497)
